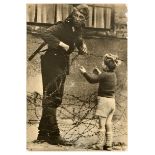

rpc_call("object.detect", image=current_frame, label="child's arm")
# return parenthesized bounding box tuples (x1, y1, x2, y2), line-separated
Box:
(79, 66, 100, 84)
(93, 67, 102, 75)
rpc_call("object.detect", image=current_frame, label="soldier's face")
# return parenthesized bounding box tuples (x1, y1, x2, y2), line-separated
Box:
(72, 10, 86, 28)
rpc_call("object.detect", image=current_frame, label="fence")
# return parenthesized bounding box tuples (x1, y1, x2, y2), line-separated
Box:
(27, 4, 114, 29)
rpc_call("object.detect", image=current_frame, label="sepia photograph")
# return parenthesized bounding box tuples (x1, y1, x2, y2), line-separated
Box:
(26, 3, 127, 151)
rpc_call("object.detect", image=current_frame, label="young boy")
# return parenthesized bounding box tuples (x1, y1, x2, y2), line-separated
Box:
(79, 53, 121, 151)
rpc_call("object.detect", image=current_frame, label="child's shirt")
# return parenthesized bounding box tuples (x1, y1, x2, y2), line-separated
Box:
(83, 71, 117, 98)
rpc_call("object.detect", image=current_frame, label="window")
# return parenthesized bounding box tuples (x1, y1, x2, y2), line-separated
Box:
(27, 4, 114, 29)
(86, 5, 114, 29)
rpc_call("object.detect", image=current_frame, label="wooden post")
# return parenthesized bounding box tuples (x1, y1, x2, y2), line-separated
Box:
(62, 4, 70, 20)
(27, 4, 36, 22)
(42, 4, 47, 23)
(106, 8, 112, 29)
(37, 4, 42, 23)
(46, 4, 56, 24)
(94, 7, 105, 28)
(86, 6, 93, 27)
(56, 4, 63, 22)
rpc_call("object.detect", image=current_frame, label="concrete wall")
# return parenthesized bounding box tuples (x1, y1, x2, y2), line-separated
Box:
(27, 35, 127, 107)
(27, 34, 127, 144)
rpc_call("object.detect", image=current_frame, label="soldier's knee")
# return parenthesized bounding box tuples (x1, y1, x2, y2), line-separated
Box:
(43, 106, 57, 117)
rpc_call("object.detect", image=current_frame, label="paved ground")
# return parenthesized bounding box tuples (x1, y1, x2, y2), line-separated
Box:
(27, 121, 127, 151)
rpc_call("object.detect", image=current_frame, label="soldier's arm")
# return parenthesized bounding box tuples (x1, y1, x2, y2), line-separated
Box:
(40, 23, 69, 51)
(75, 30, 87, 55)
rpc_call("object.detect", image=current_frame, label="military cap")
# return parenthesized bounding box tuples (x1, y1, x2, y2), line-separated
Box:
(73, 4, 89, 19)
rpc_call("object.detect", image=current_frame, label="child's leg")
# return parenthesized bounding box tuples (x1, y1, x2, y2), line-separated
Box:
(93, 116, 106, 150)
(105, 109, 115, 150)
(99, 116, 107, 145)
(99, 116, 106, 129)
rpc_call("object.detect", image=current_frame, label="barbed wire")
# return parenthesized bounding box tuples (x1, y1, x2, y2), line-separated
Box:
(27, 44, 127, 146)
(27, 88, 127, 143)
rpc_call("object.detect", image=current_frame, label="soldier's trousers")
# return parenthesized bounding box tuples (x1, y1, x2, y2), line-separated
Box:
(38, 51, 67, 137)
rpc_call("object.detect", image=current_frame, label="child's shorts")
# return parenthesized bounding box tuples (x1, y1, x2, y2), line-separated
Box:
(95, 96, 115, 117)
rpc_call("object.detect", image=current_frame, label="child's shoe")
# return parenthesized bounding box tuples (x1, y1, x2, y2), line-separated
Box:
(103, 145, 113, 151)
(92, 144, 103, 150)
(92, 130, 105, 150)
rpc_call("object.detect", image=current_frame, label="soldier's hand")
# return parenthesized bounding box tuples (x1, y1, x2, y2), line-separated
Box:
(59, 41, 70, 51)
(82, 43, 87, 54)
(78, 43, 87, 55)
(79, 66, 86, 73)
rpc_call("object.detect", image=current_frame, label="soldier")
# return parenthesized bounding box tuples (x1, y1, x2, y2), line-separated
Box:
(35, 4, 89, 145)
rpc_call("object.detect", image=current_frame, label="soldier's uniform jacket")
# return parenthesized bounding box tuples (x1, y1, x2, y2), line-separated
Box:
(37, 19, 86, 136)
(36, 4, 89, 143)
(40, 19, 84, 75)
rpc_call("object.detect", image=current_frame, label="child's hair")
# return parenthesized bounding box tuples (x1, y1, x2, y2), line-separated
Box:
(104, 53, 120, 71)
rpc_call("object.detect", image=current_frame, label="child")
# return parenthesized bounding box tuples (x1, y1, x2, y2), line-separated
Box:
(79, 53, 121, 151)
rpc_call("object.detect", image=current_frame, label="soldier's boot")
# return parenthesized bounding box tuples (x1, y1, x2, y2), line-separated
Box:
(92, 130, 105, 150)
(104, 132, 113, 151)
(33, 130, 49, 143)
(48, 133, 72, 146)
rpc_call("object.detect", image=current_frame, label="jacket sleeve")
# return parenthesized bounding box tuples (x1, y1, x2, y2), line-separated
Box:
(40, 23, 63, 49)
(75, 32, 83, 47)
(74, 29, 86, 54)
(83, 72, 100, 84)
